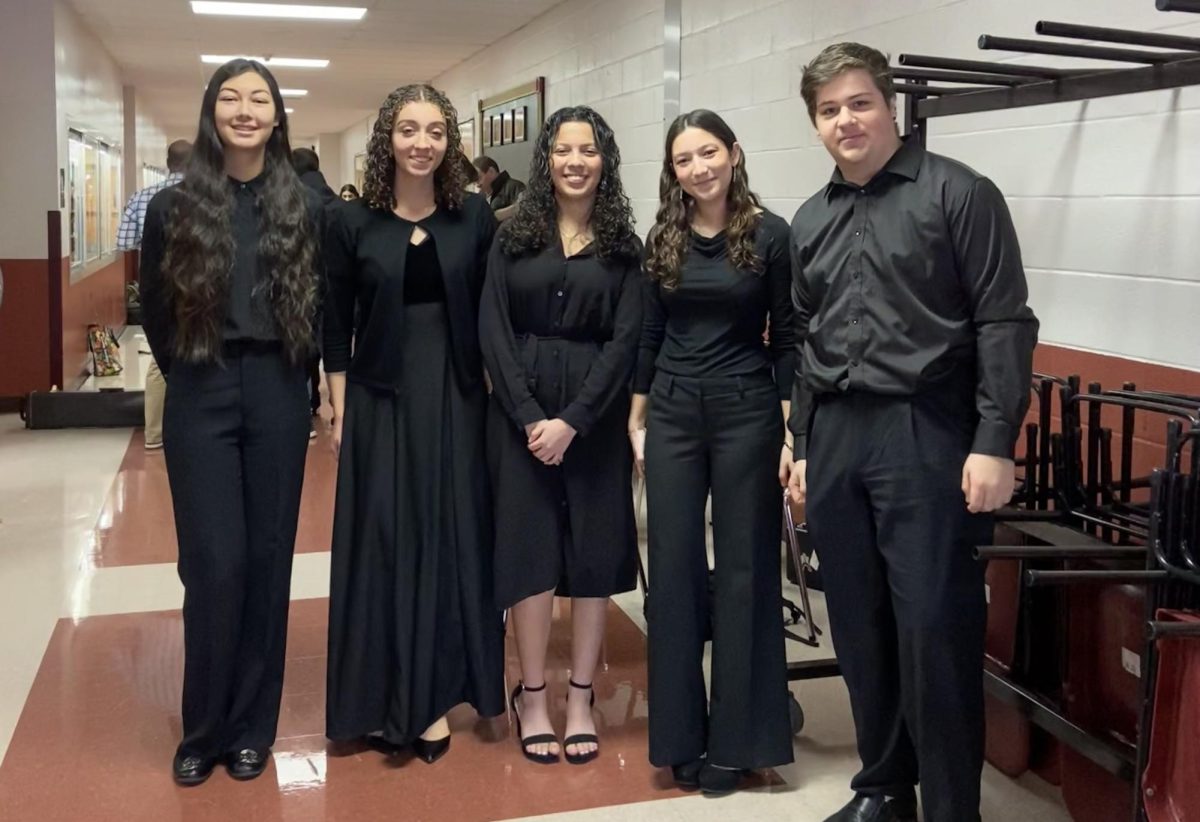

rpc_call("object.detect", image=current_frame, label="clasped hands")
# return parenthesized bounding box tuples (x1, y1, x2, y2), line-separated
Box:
(525, 419, 577, 466)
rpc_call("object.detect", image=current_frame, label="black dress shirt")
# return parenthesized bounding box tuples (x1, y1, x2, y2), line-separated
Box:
(140, 174, 324, 375)
(635, 210, 794, 399)
(323, 194, 497, 392)
(479, 233, 643, 436)
(787, 137, 1039, 459)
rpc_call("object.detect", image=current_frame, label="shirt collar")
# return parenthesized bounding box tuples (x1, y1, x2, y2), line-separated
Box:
(229, 171, 267, 193)
(826, 135, 924, 197)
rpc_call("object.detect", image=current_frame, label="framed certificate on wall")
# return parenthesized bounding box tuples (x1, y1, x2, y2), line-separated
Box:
(513, 106, 526, 142)
(491, 114, 503, 146)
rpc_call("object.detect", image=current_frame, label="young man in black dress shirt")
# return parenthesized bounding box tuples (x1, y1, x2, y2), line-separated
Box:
(786, 43, 1039, 822)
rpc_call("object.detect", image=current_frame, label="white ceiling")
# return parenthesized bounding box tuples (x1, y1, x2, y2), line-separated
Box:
(67, 0, 564, 138)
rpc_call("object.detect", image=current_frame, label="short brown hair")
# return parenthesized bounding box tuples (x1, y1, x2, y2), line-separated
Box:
(800, 42, 895, 123)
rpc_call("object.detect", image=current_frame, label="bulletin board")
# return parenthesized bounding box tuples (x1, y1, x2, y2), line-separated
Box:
(478, 77, 544, 185)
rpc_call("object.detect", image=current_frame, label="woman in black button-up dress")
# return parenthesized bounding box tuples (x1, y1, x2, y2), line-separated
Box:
(479, 106, 642, 765)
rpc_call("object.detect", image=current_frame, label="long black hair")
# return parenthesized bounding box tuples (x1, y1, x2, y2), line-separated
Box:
(361, 84, 471, 212)
(501, 106, 639, 262)
(161, 58, 318, 365)
(644, 109, 763, 290)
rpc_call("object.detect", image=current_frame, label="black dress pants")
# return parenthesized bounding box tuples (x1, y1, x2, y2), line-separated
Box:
(805, 391, 993, 822)
(644, 371, 792, 770)
(163, 343, 311, 759)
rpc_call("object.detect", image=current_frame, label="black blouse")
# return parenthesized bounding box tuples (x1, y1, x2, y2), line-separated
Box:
(479, 233, 643, 437)
(139, 174, 324, 375)
(635, 210, 795, 399)
(323, 194, 497, 391)
(402, 239, 446, 304)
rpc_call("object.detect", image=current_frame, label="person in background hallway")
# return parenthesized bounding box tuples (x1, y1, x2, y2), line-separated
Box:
(338, 183, 359, 201)
(632, 109, 795, 796)
(473, 155, 525, 221)
(292, 146, 338, 431)
(479, 106, 642, 766)
(139, 58, 323, 786)
(787, 43, 1039, 822)
(323, 84, 505, 764)
(116, 138, 191, 452)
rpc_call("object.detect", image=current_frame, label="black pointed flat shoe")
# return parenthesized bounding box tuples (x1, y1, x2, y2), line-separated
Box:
(511, 681, 560, 764)
(224, 748, 270, 781)
(671, 757, 705, 789)
(411, 735, 451, 764)
(698, 763, 748, 796)
(172, 752, 217, 786)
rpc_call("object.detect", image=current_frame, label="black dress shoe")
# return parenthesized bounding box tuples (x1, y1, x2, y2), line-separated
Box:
(671, 757, 705, 789)
(698, 763, 748, 796)
(224, 748, 270, 781)
(411, 735, 451, 764)
(823, 793, 919, 822)
(172, 752, 217, 786)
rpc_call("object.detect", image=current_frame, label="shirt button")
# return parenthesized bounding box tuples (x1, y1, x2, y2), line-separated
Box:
(556, 290, 564, 297)
(854, 231, 861, 236)
(851, 319, 859, 325)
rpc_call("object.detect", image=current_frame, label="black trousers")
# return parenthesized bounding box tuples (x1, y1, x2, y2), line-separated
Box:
(644, 371, 792, 770)
(308, 355, 322, 414)
(163, 343, 311, 759)
(806, 391, 993, 822)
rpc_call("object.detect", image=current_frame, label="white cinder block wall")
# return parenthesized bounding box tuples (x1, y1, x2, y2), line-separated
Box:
(432, 0, 667, 236)
(343, 0, 1199, 374)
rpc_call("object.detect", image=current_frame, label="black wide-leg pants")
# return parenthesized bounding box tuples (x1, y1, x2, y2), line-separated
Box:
(644, 371, 793, 770)
(163, 343, 310, 759)
(805, 391, 993, 822)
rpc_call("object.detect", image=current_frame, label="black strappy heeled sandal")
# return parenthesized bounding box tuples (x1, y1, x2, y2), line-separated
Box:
(510, 682, 560, 764)
(563, 679, 599, 765)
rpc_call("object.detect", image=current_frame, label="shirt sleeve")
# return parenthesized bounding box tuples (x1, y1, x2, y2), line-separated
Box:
(786, 234, 814, 458)
(559, 257, 644, 436)
(477, 236, 547, 430)
(115, 192, 143, 251)
(632, 272, 665, 394)
(138, 194, 172, 375)
(949, 177, 1040, 459)
(321, 207, 356, 374)
(764, 219, 795, 400)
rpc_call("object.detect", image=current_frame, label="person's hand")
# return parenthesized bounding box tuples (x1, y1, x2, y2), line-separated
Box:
(787, 459, 807, 505)
(629, 428, 646, 476)
(778, 444, 794, 487)
(330, 416, 343, 459)
(961, 453, 1016, 513)
(529, 419, 576, 465)
(524, 420, 543, 439)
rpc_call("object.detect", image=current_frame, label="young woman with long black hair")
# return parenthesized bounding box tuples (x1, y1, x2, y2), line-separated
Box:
(479, 106, 642, 766)
(630, 109, 795, 794)
(139, 58, 323, 785)
(323, 85, 506, 763)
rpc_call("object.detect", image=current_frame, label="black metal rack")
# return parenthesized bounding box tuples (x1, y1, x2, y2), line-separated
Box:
(887, 5, 1200, 821)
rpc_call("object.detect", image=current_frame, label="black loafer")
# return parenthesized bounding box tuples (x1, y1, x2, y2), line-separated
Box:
(411, 735, 451, 764)
(823, 793, 919, 822)
(671, 757, 705, 789)
(698, 763, 747, 796)
(224, 748, 270, 781)
(172, 752, 217, 786)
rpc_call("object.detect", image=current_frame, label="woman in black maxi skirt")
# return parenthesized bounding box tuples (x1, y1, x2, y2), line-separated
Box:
(323, 85, 505, 761)
(479, 106, 642, 766)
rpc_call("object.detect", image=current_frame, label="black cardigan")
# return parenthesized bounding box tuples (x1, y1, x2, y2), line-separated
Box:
(323, 193, 497, 391)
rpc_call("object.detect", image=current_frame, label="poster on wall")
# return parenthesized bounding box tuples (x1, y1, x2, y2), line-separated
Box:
(514, 106, 526, 142)
(502, 111, 513, 144)
(482, 116, 492, 147)
(458, 117, 476, 157)
(491, 115, 503, 147)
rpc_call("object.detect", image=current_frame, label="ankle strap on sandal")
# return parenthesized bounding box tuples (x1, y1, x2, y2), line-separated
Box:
(521, 681, 547, 692)
(568, 679, 593, 690)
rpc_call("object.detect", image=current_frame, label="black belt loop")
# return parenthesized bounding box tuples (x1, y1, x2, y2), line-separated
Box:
(737, 376, 746, 398)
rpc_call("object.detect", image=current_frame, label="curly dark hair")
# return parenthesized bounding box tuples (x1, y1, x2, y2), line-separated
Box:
(361, 84, 470, 212)
(500, 106, 639, 263)
(162, 58, 318, 365)
(644, 109, 764, 290)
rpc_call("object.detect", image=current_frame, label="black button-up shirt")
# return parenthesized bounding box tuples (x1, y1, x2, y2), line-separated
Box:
(788, 137, 1039, 459)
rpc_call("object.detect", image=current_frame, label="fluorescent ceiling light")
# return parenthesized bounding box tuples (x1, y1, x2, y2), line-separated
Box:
(191, 2, 366, 21)
(279, 89, 308, 97)
(285, 108, 295, 114)
(201, 54, 329, 68)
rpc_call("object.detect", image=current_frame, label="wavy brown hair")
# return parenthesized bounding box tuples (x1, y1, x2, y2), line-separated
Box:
(644, 109, 763, 290)
(361, 84, 470, 212)
(162, 58, 318, 365)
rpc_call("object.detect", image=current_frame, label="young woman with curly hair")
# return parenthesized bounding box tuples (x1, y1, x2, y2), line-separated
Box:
(323, 84, 505, 763)
(479, 106, 642, 765)
(138, 59, 323, 786)
(630, 109, 795, 794)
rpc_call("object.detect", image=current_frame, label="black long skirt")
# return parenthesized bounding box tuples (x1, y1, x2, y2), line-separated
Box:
(326, 303, 506, 744)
